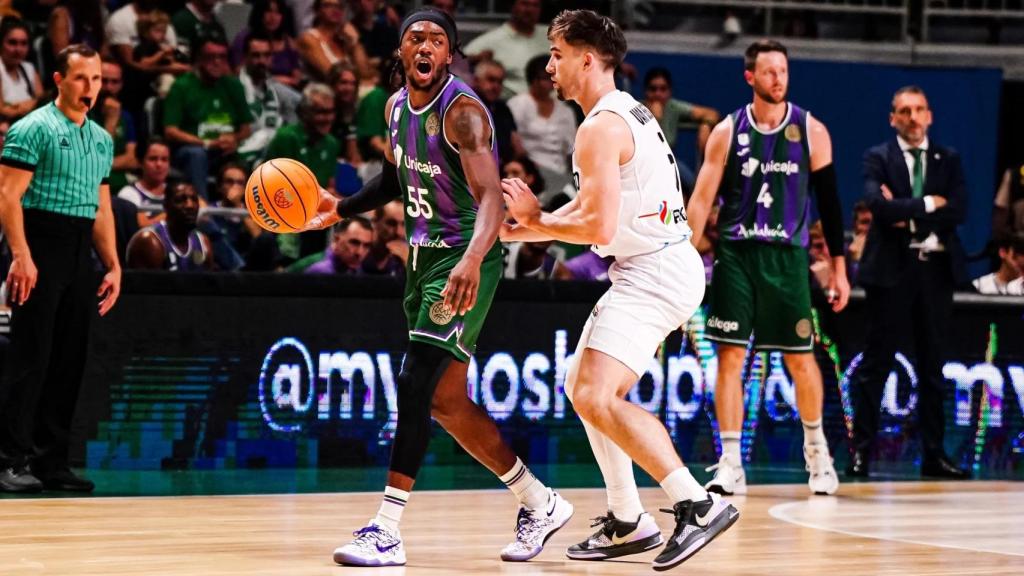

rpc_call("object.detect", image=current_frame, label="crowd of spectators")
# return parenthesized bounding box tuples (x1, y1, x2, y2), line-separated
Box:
(0, 0, 1015, 295)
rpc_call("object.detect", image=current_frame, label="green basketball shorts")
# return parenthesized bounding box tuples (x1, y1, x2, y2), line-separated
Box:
(403, 243, 502, 362)
(705, 240, 814, 352)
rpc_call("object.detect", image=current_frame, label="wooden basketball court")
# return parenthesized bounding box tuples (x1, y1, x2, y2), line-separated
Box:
(2, 481, 1022, 574)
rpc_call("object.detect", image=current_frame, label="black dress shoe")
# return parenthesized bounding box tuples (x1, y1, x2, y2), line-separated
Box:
(921, 455, 970, 480)
(0, 466, 44, 493)
(34, 467, 95, 492)
(845, 450, 870, 478)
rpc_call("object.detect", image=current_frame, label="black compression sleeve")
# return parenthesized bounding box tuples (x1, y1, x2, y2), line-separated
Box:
(336, 160, 402, 217)
(811, 163, 845, 257)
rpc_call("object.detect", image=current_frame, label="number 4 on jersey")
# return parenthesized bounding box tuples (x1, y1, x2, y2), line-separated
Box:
(406, 186, 433, 219)
(756, 182, 774, 209)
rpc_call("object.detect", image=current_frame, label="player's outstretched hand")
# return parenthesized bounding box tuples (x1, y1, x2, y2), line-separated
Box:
(302, 187, 342, 232)
(501, 177, 541, 226)
(441, 253, 481, 316)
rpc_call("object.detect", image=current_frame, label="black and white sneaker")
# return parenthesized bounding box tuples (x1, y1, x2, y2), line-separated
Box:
(652, 493, 739, 571)
(566, 511, 663, 560)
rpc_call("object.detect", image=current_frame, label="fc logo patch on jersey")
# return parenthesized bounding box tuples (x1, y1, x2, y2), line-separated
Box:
(429, 301, 455, 325)
(425, 112, 441, 137)
(785, 124, 802, 143)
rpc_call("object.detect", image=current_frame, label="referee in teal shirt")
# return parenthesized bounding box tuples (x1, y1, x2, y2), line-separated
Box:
(0, 45, 120, 493)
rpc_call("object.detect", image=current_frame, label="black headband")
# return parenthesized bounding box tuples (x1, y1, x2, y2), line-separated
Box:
(399, 8, 458, 51)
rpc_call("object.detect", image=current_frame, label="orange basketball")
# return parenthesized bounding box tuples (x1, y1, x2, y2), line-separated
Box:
(245, 158, 321, 233)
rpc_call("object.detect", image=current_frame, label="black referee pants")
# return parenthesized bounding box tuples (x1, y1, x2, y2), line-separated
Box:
(0, 209, 95, 472)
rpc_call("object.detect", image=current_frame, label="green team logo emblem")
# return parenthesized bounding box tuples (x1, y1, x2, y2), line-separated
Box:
(795, 318, 812, 339)
(59, 136, 71, 149)
(97, 142, 106, 154)
(785, 124, 801, 143)
(425, 112, 440, 137)
(429, 301, 455, 325)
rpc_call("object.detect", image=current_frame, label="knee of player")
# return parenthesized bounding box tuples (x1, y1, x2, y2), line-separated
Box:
(782, 352, 819, 375)
(717, 345, 748, 374)
(569, 383, 613, 424)
(394, 371, 423, 412)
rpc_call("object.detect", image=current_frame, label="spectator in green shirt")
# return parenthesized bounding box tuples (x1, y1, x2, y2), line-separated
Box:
(642, 66, 720, 193)
(355, 65, 388, 162)
(642, 66, 720, 153)
(265, 82, 341, 262)
(265, 82, 340, 189)
(171, 0, 227, 51)
(163, 35, 253, 198)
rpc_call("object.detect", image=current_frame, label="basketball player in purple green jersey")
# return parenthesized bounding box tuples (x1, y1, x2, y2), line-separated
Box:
(687, 40, 850, 496)
(302, 7, 572, 567)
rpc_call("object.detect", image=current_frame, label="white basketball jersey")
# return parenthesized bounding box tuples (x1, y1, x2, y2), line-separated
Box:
(572, 90, 691, 259)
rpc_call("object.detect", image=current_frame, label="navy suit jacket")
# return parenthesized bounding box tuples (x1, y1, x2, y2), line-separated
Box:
(858, 138, 967, 288)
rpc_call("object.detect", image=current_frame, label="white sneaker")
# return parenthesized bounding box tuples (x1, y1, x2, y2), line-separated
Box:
(333, 520, 406, 566)
(805, 444, 840, 495)
(704, 453, 747, 495)
(500, 488, 574, 561)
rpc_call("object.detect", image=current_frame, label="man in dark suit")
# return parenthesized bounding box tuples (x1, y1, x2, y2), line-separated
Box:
(848, 85, 969, 479)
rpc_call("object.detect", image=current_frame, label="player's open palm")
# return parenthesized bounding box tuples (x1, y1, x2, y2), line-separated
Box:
(501, 178, 541, 225)
(6, 252, 38, 306)
(441, 256, 480, 316)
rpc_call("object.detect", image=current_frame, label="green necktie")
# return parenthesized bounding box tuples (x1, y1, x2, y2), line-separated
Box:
(910, 148, 925, 198)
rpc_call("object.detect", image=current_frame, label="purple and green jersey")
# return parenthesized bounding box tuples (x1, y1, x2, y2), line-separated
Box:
(388, 74, 497, 249)
(718, 103, 812, 248)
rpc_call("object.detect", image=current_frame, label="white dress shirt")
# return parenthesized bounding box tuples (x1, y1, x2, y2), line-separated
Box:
(896, 135, 937, 213)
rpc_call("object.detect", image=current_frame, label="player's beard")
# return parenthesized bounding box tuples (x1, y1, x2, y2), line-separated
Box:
(554, 85, 566, 101)
(754, 83, 786, 105)
(409, 73, 442, 91)
(406, 57, 446, 91)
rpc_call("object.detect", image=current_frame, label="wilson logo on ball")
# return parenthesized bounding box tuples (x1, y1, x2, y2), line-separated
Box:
(274, 188, 294, 209)
(250, 185, 280, 230)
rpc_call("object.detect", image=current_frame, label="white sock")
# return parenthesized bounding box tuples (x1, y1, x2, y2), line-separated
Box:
(499, 457, 549, 510)
(581, 419, 644, 523)
(374, 486, 409, 531)
(660, 467, 708, 504)
(720, 431, 742, 462)
(802, 418, 827, 447)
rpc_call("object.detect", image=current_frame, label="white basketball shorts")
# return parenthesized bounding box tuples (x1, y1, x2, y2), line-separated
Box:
(574, 240, 705, 378)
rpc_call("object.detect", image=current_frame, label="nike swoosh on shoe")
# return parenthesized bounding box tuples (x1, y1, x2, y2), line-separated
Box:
(376, 542, 399, 553)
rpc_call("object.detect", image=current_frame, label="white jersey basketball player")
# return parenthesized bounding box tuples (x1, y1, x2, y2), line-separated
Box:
(501, 10, 738, 571)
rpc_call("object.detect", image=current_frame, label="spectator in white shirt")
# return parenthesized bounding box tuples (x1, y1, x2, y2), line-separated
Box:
(973, 232, 1024, 295)
(106, 1, 180, 53)
(119, 137, 172, 228)
(507, 55, 577, 201)
(0, 19, 43, 122)
(464, 0, 548, 97)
